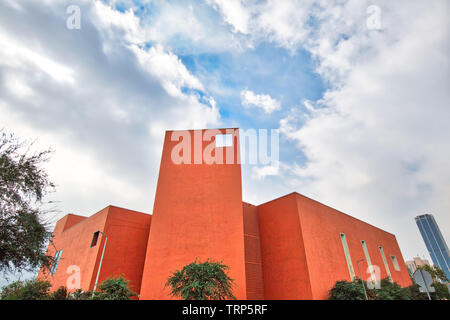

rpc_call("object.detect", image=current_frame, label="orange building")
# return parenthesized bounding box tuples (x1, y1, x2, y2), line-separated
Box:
(37, 206, 151, 295)
(38, 128, 412, 299)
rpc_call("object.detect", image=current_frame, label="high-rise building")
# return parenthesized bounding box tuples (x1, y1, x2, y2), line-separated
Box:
(38, 128, 413, 299)
(405, 257, 430, 276)
(415, 214, 450, 280)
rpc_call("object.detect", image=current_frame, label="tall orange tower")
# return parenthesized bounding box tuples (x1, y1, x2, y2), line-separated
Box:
(139, 128, 248, 299)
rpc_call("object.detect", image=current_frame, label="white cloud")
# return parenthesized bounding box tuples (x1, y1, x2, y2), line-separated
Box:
(130, 44, 204, 97)
(241, 89, 281, 113)
(0, 0, 220, 221)
(0, 27, 76, 85)
(276, 0, 450, 260)
(207, 0, 450, 260)
(251, 164, 279, 180)
(208, 0, 251, 34)
(92, 1, 146, 45)
(143, 0, 249, 53)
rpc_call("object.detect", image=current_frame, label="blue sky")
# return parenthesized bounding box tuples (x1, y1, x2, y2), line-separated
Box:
(178, 43, 325, 123)
(0, 0, 449, 283)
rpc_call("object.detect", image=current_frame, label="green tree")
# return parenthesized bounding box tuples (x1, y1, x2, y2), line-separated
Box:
(328, 278, 412, 300)
(165, 259, 236, 300)
(407, 283, 429, 300)
(328, 279, 367, 300)
(0, 279, 51, 300)
(92, 275, 137, 300)
(1, 276, 137, 300)
(418, 265, 449, 282)
(69, 289, 93, 300)
(50, 286, 69, 300)
(372, 278, 411, 300)
(430, 281, 450, 300)
(0, 129, 55, 274)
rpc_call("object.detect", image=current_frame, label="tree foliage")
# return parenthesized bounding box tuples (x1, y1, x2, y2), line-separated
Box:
(429, 281, 450, 300)
(417, 264, 449, 282)
(92, 275, 137, 300)
(328, 277, 449, 300)
(0, 129, 55, 274)
(328, 279, 368, 300)
(51, 286, 69, 300)
(165, 259, 236, 300)
(0, 279, 52, 300)
(69, 289, 94, 300)
(373, 278, 411, 300)
(0, 276, 137, 300)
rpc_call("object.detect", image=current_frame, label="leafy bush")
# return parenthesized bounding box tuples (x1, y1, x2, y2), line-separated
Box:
(1, 275, 137, 300)
(69, 289, 93, 300)
(329, 277, 449, 300)
(407, 283, 429, 300)
(372, 278, 411, 300)
(328, 279, 367, 300)
(1, 279, 51, 300)
(92, 275, 137, 300)
(166, 259, 236, 300)
(430, 281, 450, 300)
(51, 286, 69, 300)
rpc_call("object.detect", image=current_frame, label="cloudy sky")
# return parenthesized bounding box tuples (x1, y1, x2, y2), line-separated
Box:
(0, 0, 449, 279)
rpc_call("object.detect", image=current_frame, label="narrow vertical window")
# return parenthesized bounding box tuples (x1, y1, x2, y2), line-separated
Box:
(391, 255, 400, 271)
(379, 246, 392, 281)
(340, 233, 355, 280)
(91, 231, 100, 247)
(361, 240, 376, 281)
(50, 249, 63, 275)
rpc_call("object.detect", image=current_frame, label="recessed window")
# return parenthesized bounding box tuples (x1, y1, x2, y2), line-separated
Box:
(215, 134, 233, 147)
(391, 255, 401, 271)
(361, 240, 376, 281)
(379, 246, 392, 281)
(340, 233, 355, 280)
(50, 250, 63, 275)
(91, 231, 100, 247)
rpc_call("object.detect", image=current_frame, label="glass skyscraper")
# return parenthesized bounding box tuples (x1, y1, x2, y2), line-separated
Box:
(415, 214, 450, 280)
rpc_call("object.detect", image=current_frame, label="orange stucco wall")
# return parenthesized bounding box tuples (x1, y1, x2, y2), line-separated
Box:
(37, 206, 151, 295)
(257, 193, 412, 300)
(243, 202, 264, 299)
(94, 206, 152, 295)
(295, 193, 412, 299)
(257, 194, 313, 299)
(139, 129, 247, 299)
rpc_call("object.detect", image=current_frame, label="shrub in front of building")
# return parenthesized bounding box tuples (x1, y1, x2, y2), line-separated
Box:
(329, 277, 449, 300)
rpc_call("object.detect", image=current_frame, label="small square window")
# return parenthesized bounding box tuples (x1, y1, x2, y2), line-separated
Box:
(91, 231, 100, 247)
(215, 134, 233, 147)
